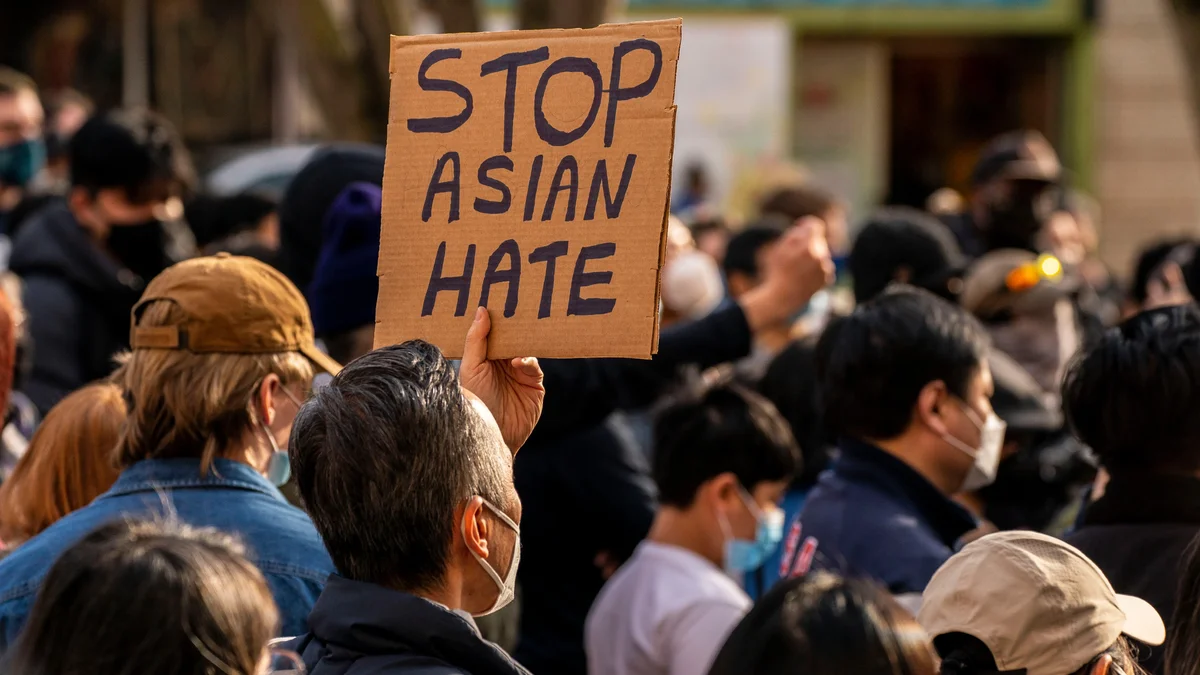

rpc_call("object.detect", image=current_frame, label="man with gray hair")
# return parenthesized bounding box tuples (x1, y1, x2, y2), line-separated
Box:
(289, 307, 544, 675)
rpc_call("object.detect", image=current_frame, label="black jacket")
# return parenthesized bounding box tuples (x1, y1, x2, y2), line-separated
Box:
(1066, 473, 1200, 675)
(8, 200, 143, 414)
(296, 576, 531, 675)
(513, 302, 755, 675)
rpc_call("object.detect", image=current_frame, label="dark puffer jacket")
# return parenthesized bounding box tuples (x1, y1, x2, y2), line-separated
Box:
(8, 200, 142, 414)
(294, 576, 531, 675)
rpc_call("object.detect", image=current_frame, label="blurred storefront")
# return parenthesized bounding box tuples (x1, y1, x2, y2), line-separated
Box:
(630, 0, 1200, 273)
(4, 0, 1200, 271)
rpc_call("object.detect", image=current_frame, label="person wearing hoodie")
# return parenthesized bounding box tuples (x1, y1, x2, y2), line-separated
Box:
(277, 143, 384, 294)
(9, 108, 194, 415)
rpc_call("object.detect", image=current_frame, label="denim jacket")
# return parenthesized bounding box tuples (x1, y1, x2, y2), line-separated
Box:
(0, 458, 335, 650)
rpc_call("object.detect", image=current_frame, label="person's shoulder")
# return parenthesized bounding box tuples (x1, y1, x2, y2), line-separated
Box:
(174, 489, 332, 565)
(0, 506, 111, 606)
(9, 200, 72, 265)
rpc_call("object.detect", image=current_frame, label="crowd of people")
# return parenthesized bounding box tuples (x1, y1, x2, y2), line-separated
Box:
(1, 59, 1200, 675)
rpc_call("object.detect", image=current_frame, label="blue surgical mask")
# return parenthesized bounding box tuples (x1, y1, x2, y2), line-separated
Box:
(0, 138, 46, 188)
(719, 486, 786, 576)
(259, 386, 305, 487)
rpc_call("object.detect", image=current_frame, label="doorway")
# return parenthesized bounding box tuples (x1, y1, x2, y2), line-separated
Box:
(886, 37, 1065, 207)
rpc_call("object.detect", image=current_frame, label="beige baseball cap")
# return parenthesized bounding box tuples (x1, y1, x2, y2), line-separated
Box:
(919, 531, 1164, 675)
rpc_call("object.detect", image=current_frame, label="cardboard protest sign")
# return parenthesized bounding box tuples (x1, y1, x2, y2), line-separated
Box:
(374, 19, 682, 359)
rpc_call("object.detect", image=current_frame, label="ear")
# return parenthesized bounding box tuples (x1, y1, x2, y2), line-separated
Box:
(257, 374, 282, 427)
(916, 380, 951, 436)
(67, 187, 94, 225)
(727, 273, 752, 298)
(704, 472, 739, 506)
(458, 496, 489, 559)
(1090, 654, 1113, 675)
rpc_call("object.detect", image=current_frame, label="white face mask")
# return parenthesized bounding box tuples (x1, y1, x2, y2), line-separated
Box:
(941, 400, 1007, 492)
(461, 498, 520, 617)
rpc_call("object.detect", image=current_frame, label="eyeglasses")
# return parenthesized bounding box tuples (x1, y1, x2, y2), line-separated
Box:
(264, 647, 306, 675)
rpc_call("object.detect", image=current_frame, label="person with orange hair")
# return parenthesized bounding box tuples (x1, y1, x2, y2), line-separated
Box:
(0, 383, 125, 551)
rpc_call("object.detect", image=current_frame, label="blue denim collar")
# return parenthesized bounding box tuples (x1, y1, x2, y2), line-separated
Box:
(101, 458, 285, 502)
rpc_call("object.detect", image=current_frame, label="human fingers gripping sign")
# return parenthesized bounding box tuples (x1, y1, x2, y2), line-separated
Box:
(460, 306, 546, 453)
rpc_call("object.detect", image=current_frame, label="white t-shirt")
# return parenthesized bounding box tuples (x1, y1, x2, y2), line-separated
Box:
(585, 541, 752, 675)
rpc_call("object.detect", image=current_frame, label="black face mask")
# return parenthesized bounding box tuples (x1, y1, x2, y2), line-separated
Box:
(983, 182, 1055, 253)
(107, 219, 172, 283)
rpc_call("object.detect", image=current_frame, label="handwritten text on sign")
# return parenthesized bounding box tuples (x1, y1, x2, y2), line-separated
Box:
(375, 20, 681, 359)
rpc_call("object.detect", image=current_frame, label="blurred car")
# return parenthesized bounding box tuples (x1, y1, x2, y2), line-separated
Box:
(204, 144, 319, 199)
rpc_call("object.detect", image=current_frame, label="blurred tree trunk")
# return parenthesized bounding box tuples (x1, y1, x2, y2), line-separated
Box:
(517, 0, 626, 29)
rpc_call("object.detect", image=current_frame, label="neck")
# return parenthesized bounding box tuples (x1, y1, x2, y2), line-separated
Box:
(755, 325, 792, 354)
(223, 435, 271, 477)
(871, 434, 961, 495)
(0, 186, 21, 213)
(647, 506, 722, 568)
(409, 573, 464, 613)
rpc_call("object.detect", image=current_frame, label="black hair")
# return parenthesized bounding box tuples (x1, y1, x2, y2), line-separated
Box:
(935, 632, 1143, 675)
(723, 220, 787, 279)
(1130, 239, 1191, 306)
(185, 193, 277, 248)
(818, 286, 990, 441)
(277, 144, 385, 292)
(1063, 304, 1200, 473)
(290, 341, 511, 590)
(757, 337, 831, 488)
(3, 519, 277, 675)
(709, 572, 938, 675)
(1167, 533, 1200, 675)
(850, 207, 966, 304)
(760, 184, 840, 222)
(653, 375, 799, 508)
(69, 108, 195, 201)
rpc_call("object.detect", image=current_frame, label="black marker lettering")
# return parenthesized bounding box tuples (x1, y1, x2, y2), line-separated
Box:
(422, 152, 461, 223)
(474, 155, 514, 215)
(584, 154, 637, 220)
(541, 155, 579, 222)
(568, 243, 617, 316)
(480, 47, 550, 153)
(523, 155, 544, 222)
(604, 39, 663, 147)
(528, 241, 569, 319)
(478, 239, 522, 318)
(533, 57, 603, 147)
(407, 49, 473, 133)
(422, 242, 476, 317)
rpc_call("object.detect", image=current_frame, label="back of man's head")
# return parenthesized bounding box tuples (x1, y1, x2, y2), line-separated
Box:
(723, 219, 787, 297)
(1064, 305, 1200, 474)
(70, 108, 194, 201)
(654, 376, 799, 508)
(290, 342, 512, 590)
(850, 207, 965, 305)
(818, 287, 990, 441)
(759, 184, 838, 223)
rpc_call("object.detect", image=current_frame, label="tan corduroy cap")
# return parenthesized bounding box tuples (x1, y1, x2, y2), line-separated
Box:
(129, 253, 342, 376)
(919, 531, 1164, 675)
